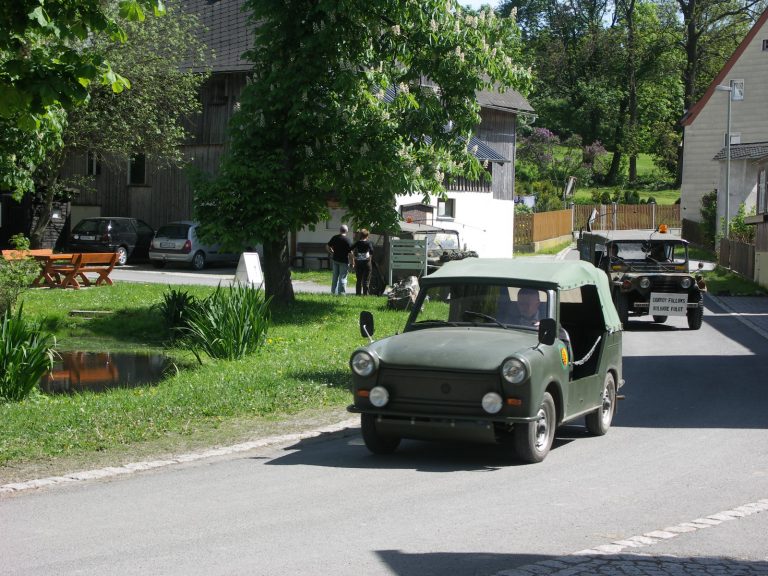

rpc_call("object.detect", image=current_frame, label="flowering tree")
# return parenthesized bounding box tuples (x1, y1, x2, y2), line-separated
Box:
(193, 0, 530, 303)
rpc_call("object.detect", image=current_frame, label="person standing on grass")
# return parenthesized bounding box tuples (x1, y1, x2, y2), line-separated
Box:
(326, 224, 354, 295)
(353, 229, 374, 296)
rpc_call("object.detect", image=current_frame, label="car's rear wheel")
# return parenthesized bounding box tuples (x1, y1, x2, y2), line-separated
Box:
(585, 372, 616, 436)
(361, 413, 400, 454)
(152, 261, 166, 269)
(513, 392, 556, 464)
(687, 302, 704, 330)
(115, 246, 129, 266)
(652, 315, 667, 323)
(191, 251, 206, 271)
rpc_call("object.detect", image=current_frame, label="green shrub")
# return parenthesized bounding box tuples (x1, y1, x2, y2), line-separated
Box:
(154, 287, 200, 334)
(182, 283, 272, 360)
(0, 235, 40, 314)
(0, 306, 55, 402)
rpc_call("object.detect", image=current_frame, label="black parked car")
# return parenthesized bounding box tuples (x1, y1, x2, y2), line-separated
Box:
(66, 217, 155, 265)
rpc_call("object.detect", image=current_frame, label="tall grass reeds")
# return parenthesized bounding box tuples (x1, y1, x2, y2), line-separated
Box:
(183, 283, 272, 360)
(0, 306, 55, 402)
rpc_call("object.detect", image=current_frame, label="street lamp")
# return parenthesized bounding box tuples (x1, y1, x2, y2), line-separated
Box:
(715, 83, 732, 238)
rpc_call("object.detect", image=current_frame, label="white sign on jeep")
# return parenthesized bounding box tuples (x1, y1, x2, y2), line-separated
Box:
(649, 292, 688, 316)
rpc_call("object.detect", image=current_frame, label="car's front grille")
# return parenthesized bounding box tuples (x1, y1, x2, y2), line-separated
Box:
(650, 277, 685, 291)
(378, 367, 498, 416)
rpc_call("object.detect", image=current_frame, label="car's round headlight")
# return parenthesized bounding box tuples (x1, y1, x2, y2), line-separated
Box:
(369, 386, 389, 407)
(639, 277, 651, 289)
(350, 351, 376, 377)
(501, 358, 527, 384)
(681, 277, 692, 289)
(482, 392, 503, 414)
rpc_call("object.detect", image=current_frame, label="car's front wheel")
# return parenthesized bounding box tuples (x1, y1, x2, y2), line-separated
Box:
(513, 392, 556, 463)
(616, 293, 629, 327)
(687, 302, 704, 330)
(585, 372, 616, 436)
(361, 413, 400, 454)
(652, 315, 667, 323)
(115, 246, 129, 266)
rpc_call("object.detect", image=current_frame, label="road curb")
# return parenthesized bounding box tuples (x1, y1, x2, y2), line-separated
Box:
(705, 293, 768, 341)
(1, 417, 360, 496)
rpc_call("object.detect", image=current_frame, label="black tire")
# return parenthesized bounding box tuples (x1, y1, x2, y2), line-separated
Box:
(191, 251, 206, 271)
(115, 246, 129, 266)
(616, 293, 629, 327)
(585, 372, 616, 436)
(513, 392, 556, 464)
(687, 302, 704, 330)
(151, 261, 166, 269)
(361, 413, 400, 454)
(652, 315, 667, 323)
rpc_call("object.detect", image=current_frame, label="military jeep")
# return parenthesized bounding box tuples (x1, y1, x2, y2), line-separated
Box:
(577, 228, 706, 330)
(348, 258, 624, 464)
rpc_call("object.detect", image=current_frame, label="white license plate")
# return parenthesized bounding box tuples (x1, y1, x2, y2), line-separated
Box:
(649, 292, 688, 316)
(160, 242, 174, 248)
(79, 235, 96, 241)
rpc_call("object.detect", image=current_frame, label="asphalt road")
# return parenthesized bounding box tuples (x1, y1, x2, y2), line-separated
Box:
(2, 282, 767, 575)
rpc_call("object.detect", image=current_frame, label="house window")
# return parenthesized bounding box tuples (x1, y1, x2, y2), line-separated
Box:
(86, 151, 101, 176)
(731, 79, 744, 101)
(437, 198, 455, 219)
(129, 153, 146, 185)
(763, 39, 768, 51)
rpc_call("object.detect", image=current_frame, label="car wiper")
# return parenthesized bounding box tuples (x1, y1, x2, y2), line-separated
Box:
(413, 319, 458, 327)
(462, 310, 507, 329)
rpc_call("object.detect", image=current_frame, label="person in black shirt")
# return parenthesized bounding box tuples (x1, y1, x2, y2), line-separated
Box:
(326, 225, 354, 295)
(353, 229, 374, 296)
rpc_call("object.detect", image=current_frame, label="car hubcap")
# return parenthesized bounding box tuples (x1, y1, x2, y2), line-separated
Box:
(601, 386, 613, 424)
(534, 407, 549, 450)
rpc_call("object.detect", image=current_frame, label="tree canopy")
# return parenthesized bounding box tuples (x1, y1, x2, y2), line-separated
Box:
(1, 0, 166, 197)
(193, 0, 531, 303)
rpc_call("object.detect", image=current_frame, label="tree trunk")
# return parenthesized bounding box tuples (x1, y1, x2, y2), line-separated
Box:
(262, 236, 295, 305)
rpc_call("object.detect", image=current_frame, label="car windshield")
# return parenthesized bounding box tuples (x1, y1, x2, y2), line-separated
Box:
(611, 240, 687, 264)
(156, 224, 191, 239)
(409, 284, 551, 330)
(73, 220, 108, 234)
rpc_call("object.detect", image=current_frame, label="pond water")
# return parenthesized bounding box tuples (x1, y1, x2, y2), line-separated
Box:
(40, 351, 170, 395)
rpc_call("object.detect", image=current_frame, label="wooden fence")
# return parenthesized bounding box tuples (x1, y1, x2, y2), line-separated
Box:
(719, 238, 755, 280)
(514, 204, 681, 247)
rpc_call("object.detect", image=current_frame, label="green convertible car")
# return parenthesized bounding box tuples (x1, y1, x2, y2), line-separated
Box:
(349, 258, 624, 463)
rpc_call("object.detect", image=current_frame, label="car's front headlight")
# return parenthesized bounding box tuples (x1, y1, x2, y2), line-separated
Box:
(369, 386, 389, 407)
(639, 277, 651, 289)
(482, 392, 503, 414)
(680, 277, 692, 289)
(350, 350, 377, 377)
(501, 358, 527, 384)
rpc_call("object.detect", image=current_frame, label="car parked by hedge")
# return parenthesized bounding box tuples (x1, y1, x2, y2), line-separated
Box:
(149, 221, 240, 271)
(66, 217, 154, 266)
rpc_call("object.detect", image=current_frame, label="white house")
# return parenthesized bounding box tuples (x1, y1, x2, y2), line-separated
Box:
(680, 9, 768, 234)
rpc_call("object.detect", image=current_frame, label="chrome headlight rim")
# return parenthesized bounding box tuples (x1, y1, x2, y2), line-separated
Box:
(350, 350, 378, 377)
(680, 276, 693, 289)
(501, 357, 527, 384)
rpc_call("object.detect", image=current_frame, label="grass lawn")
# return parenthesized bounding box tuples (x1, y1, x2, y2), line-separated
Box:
(1, 284, 408, 482)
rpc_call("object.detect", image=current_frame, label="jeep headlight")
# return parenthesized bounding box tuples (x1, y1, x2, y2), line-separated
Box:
(350, 351, 377, 377)
(681, 277, 692, 289)
(501, 358, 527, 384)
(369, 386, 389, 407)
(639, 277, 651, 289)
(482, 392, 503, 414)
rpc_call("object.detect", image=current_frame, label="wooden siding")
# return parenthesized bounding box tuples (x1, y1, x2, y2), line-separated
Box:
(681, 16, 768, 222)
(719, 238, 755, 279)
(573, 204, 681, 231)
(477, 108, 516, 201)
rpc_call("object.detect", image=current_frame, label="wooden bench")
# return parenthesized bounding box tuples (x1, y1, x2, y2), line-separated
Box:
(59, 252, 119, 289)
(2, 248, 53, 260)
(293, 243, 331, 269)
(32, 253, 78, 288)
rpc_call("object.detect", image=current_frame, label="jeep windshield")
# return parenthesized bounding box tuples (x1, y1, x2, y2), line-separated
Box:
(610, 240, 688, 272)
(412, 231, 461, 253)
(407, 283, 553, 331)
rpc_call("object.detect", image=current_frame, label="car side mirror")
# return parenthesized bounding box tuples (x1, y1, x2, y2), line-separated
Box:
(360, 311, 375, 340)
(538, 318, 557, 346)
(698, 261, 703, 270)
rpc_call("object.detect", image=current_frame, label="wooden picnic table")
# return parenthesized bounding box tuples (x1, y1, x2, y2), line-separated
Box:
(31, 252, 118, 289)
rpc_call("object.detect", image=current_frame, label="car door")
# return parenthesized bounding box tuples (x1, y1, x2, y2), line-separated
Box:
(133, 220, 155, 257)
